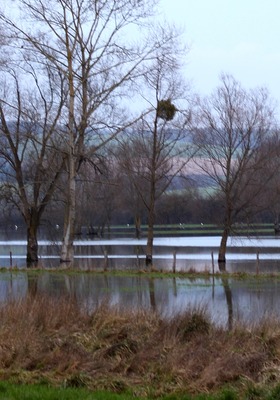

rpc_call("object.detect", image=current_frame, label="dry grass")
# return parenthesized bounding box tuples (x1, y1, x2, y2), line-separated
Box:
(0, 295, 280, 397)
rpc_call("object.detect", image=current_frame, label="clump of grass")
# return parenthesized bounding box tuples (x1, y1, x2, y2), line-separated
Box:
(172, 307, 211, 340)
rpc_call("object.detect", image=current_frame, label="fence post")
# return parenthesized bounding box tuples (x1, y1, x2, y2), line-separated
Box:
(136, 246, 140, 269)
(211, 251, 215, 274)
(104, 250, 108, 272)
(173, 249, 176, 273)
(256, 251, 260, 275)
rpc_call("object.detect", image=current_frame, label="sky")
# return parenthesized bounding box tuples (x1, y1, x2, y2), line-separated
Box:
(159, 0, 280, 106)
(3, 0, 280, 110)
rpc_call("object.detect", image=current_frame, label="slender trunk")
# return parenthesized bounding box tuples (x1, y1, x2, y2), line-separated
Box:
(60, 33, 76, 265)
(60, 154, 76, 264)
(145, 114, 158, 268)
(26, 223, 39, 267)
(146, 180, 156, 268)
(218, 202, 232, 270)
(218, 228, 229, 271)
(146, 212, 155, 268)
(135, 215, 141, 239)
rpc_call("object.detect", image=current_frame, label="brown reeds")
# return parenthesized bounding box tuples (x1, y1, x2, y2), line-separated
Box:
(0, 295, 280, 397)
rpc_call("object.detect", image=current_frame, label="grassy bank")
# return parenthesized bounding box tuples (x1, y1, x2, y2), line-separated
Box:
(1, 381, 279, 400)
(1, 295, 280, 399)
(3, 382, 280, 400)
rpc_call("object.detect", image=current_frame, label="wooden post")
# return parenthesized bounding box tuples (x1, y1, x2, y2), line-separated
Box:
(211, 251, 215, 299)
(136, 246, 140, 269)
(104, 250, 108, 272)
(172, 249, 176, 273)
(211, 251, 215, 274)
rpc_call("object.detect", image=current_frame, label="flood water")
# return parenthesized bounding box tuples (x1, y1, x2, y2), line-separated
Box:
(2, 270, 280, 329)
(1, 235, 280, 328)
(1, 235, 280, 273)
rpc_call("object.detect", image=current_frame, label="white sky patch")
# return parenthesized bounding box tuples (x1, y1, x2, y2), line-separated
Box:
(159, 0, 280, 107)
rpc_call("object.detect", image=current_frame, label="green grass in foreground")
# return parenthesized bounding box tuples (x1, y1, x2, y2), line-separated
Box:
(1, 382, 280, 400)
(0, 382, 237, 400)
(0, 382, 135, 400)
(0, 382, 179, 400)
(0, 382, 241, 400)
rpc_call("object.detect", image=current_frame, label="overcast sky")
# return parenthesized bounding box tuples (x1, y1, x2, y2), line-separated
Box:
(160, 0, 280, 106)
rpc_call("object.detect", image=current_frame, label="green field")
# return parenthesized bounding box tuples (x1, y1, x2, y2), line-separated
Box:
(98, 223, 275, 237)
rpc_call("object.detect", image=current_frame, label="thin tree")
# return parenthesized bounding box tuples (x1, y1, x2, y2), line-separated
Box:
(0, 0, 183, 265)
(191, 74, 276, 269)
(116, 55, 192, 268)
(251, 132, 280, 233)
(0, 68, 65, 265)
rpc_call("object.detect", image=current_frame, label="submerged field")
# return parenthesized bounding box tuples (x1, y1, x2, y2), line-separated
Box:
(1, 292, 280, 399)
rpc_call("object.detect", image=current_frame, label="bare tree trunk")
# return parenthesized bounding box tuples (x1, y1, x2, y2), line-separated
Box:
(146, 225, 154, 268)
(145, 112, 158, 269)
(146, 181, 156, 268)
(60, 157, 76, 264)
(146, 196, 156, 268)
(218, 227, 230, 271)
(135, 215, 141, 239)
(26, 224, 38, 266)
(218, 203, 232, 270)
(60, 40, 76, 265)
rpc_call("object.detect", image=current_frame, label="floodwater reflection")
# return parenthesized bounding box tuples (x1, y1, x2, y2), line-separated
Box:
(1, 271, 280, 329)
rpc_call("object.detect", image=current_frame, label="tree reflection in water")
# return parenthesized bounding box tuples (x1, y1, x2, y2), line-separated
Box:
(1, 271, 280, 328)
(221, 277, 233, 330)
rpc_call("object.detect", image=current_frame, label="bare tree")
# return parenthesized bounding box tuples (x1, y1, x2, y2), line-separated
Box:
(191, 74, 276, 269)
(252, 132, 280, 233)
(74, 150, 119, 238)
(0, 0, 184, 265)
(115, 55, 192, 268)
(117, 169, 147, 239)
(0, 68, 65, 264)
